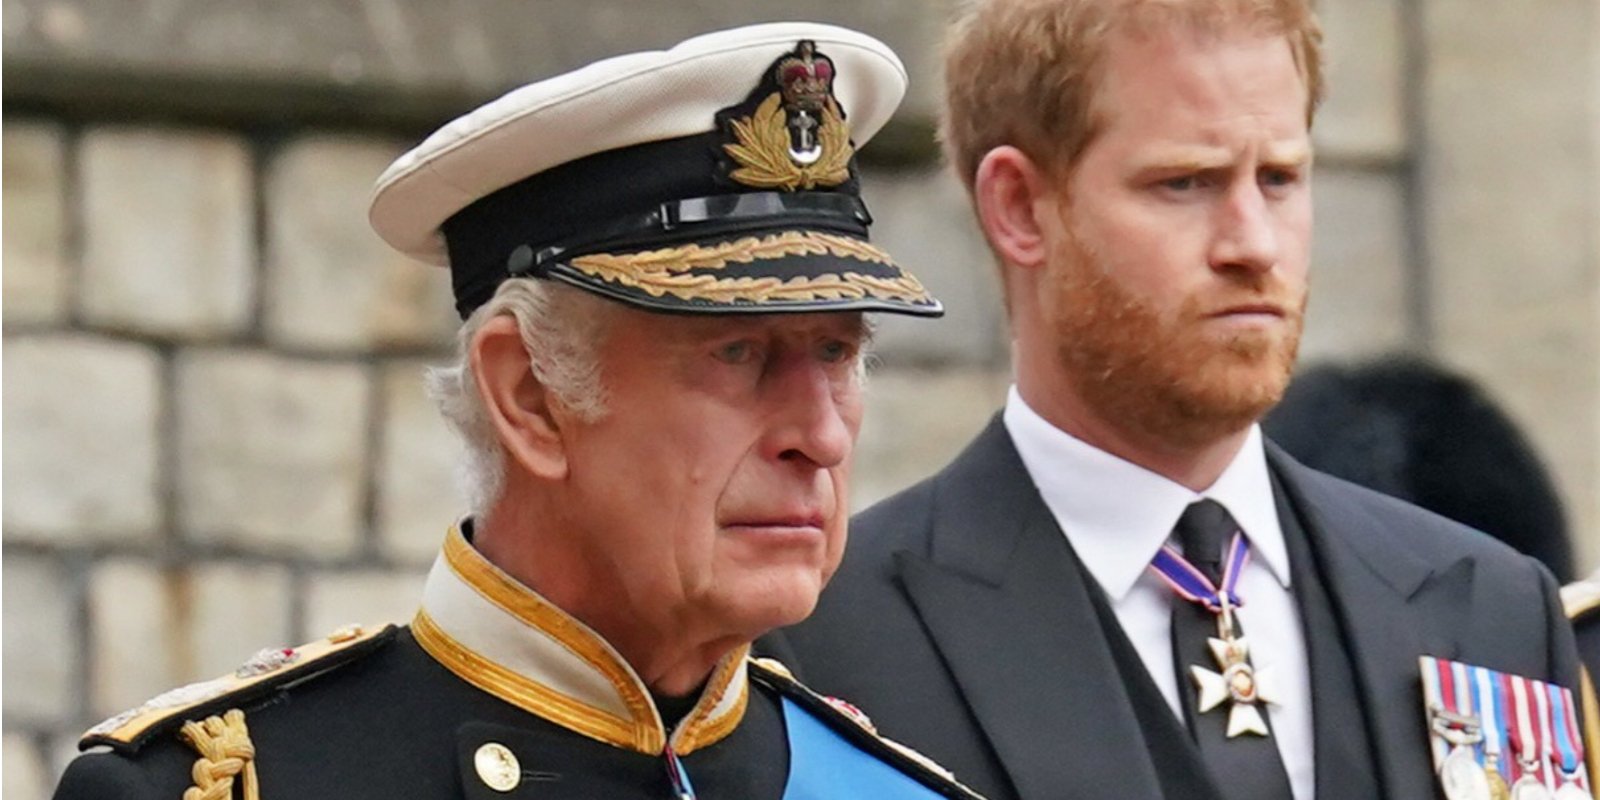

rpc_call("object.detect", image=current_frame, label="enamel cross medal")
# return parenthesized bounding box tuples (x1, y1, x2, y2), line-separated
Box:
(1151, 533, 1281, 738)
(1194, 592, 1280, 737)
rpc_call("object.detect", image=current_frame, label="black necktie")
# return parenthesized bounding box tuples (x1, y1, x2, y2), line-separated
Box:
(1169, 499, 1294, 800)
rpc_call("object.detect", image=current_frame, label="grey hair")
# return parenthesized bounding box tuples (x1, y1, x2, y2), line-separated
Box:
(425, 278, 613, 516)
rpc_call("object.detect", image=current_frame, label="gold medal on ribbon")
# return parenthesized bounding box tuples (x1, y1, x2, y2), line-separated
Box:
(1486, 754, 1513, 800)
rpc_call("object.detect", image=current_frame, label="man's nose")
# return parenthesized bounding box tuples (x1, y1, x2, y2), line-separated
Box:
(763, 359, 854, 469)
(1208, 182, 1281, 275)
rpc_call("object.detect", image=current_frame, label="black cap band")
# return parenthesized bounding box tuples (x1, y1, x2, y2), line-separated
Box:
(523, 192, 873, 275)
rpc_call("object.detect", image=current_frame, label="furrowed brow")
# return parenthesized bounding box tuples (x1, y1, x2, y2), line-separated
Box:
(1130, 146, 1235, 174)
(1262, 140, 1313, 167)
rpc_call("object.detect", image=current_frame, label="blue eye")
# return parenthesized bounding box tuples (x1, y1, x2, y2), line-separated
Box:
(1261, 168, 1298, 187)
(818, 340, 851, 363)
(715, 341, 756, 364)
(1161, 175, 1198, 191)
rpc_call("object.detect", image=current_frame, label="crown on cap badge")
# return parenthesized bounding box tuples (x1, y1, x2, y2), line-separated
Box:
(724, 40, 855, 190)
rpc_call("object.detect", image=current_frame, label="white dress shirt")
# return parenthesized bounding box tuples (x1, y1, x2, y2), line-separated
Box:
(1003, 387, 1315, 800)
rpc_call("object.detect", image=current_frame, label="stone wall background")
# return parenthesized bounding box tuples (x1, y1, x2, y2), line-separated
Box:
(3, 1, 1597, 795)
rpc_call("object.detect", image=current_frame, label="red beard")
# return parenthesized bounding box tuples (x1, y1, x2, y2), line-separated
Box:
(1046, 226, 1305, 448)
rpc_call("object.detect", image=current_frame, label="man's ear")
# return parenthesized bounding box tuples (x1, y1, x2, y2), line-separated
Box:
(470, 315, 570, 480)
(973, 146, 1056, 271)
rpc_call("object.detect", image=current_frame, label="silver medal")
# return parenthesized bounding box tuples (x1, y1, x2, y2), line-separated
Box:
(1553, 784, 1594, 800)
(1512, 776, 1557, 800)
(1441, 745, 1493, 800)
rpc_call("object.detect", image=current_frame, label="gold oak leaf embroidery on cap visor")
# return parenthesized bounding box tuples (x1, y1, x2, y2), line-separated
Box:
(566, 230, 931, 304)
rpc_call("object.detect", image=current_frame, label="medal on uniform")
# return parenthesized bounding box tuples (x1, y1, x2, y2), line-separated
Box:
(1424, 657, 1492, 800)
(1508, 672, 1557, 800)
(1475, 665, 1514, 800)
(1558, 781, 1596, 800)
(1423, 658, 1589, 800)
(1436, 714, 1490, 800)
(1546, 682, 1594, 800)
(1516, 777, 1558, 800)
(1558, 783, 1596, 800)
(1150, 532, 1279, 738)
(1491, 753, 1517, 800)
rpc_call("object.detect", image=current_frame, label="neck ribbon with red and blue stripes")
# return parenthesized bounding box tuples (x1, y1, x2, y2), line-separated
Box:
(1148, 531, 1249, 613)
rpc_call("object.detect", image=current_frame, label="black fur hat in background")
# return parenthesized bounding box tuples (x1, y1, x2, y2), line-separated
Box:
(1264, 355, 1573, 582)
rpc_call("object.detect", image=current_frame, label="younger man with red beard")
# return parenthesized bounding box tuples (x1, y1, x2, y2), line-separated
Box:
(779, 2, 1584, 799)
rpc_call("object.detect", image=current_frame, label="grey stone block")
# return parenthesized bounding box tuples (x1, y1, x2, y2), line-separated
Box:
(3, 731, 48, 800)
(2, 334, 161, 542)
(176, 350, 369, 557)
(304, 569, 427, 641)
(263, 135, 458, 352)
(1300, 169, 1410, 362)
(859, 165, 1006, 366)
(88, 560, 181, 719)
(4, 1, 946, 135)
(375, 360, 465, 565)
(1314, 0, 1406, 161)
(852, 367, 1010, 510)
(3, 120, 70, 325)
(1422, 0, 1600, 562)
(2, 555, 76, 725)
(189, 562, 294, 679)
(79, 126, 254, 339)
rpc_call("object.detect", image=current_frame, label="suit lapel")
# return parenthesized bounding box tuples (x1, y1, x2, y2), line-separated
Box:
(1268, 443, 1475, 799)
(894, 420, 1166, 800)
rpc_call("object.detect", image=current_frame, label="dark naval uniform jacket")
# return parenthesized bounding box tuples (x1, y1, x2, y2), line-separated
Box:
(55, 527, 981, 800)
(778, 417, 1583, 800)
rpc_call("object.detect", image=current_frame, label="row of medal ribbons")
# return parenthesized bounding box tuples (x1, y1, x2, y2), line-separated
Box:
(1421, 655, 1593, 800)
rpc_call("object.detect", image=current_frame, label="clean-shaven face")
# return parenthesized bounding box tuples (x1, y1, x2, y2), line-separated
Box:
(555, 308, 867, 642)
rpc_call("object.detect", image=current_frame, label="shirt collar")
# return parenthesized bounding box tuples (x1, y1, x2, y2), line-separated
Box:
(412, 526, 750, 755)
(1003, 386, 1292, 601)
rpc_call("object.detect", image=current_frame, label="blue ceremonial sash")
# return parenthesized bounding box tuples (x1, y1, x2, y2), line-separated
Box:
(779, 696, 953, 799)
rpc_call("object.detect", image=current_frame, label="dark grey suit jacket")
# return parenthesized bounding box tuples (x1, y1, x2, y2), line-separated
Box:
(780, 417, 1581, 800)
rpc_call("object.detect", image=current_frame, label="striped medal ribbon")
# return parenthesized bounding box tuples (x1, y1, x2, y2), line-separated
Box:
(1474, 664, 1514, 799)
(1546, 681, 1594, 800)
(1509, 673, 1556, 800)
(1425, 657, 1494, 800)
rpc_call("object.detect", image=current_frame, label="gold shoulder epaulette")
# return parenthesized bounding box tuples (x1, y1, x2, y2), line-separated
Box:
(746, 656, 985, 799)
(1561, 576, 1600, 621)
(80, 623, 396, 754)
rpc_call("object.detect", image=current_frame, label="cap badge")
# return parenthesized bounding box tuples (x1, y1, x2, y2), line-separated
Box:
(724, 40, 854, 190)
